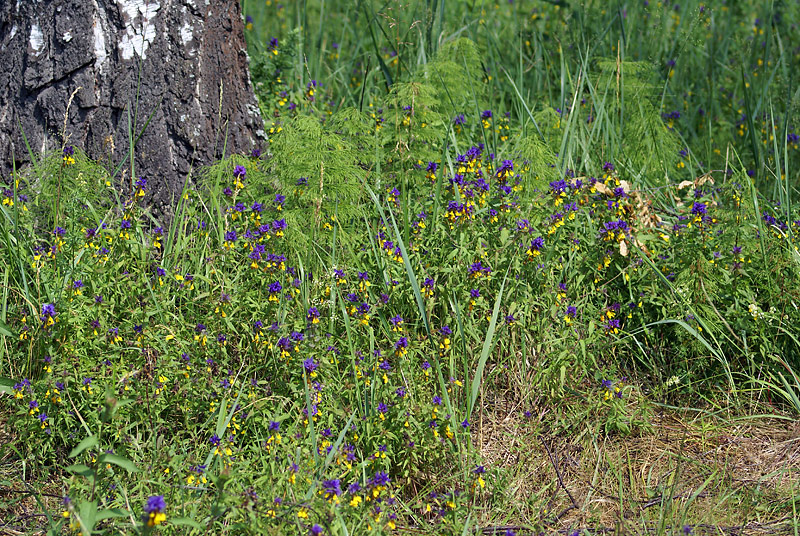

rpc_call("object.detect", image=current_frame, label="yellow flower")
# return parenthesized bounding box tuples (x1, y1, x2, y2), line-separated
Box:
(147, 512, 166, 526)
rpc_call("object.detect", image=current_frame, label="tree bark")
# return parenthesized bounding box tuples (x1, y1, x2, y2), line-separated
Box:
(0, 0, 265, 217)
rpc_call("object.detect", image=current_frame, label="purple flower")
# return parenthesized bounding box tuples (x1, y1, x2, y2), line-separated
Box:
(322, 479, 342, 497)
(368, 471, 390, 487)
(41, 303, 56, 318)
(469, 261, 492, 276)
(529, 237, 545, 251)
(144, 495, 165, 515)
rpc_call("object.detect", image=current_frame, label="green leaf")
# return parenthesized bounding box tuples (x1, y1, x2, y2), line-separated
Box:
(69, 436, 98, 459)
(170, 517, 204, 529)
(0, 377, 14, 395)
(97, 453, 139, 473)
(469, 264, 511, 418)
(96, 509, 129, 521)
(77, 500, 98, 535)
(0, 319, 12, 337)
(65, 464, 95, 478)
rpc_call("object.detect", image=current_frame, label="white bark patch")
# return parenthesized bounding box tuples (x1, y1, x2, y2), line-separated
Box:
(29, 23, 45, 55)
(63, 31, 73, 42)
(180, 22, 193, 45)
(93, 17, 108, 71)
(117, 0, 160, 61)
(9, 25, 17, 40)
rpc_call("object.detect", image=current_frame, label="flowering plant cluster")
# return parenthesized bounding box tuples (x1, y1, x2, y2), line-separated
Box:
(3, 1, 800, 533)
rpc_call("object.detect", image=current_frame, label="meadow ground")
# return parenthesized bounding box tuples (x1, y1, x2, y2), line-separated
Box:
(2, 1, 800, 534)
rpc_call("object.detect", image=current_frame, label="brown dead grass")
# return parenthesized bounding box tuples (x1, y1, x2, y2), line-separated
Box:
(473, 387, 800, 534)
(0, 420, 65, 536)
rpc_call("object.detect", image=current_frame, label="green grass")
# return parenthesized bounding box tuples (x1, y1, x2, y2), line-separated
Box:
(2, 0, 800, 534)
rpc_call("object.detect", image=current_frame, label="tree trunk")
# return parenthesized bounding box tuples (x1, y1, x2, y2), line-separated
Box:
(0, 0, 265, 217)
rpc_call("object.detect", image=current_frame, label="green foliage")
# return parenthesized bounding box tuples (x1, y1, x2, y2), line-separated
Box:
(381, 82, 446, 164)
(4, 0, 800, 533)
(512, 135, 559, 186)
(249, 28, 300, 118)
(269, 114, 368, 238)
(592, 59, 682, 179)
(416, 37, 486, 118)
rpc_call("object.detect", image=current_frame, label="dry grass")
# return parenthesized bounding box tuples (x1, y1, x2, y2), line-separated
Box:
(0, 419, 65, 536)
(473, 387, 800, 535)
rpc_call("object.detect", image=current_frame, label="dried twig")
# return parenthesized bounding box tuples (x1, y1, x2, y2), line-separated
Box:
(539, 436, 579, 523)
